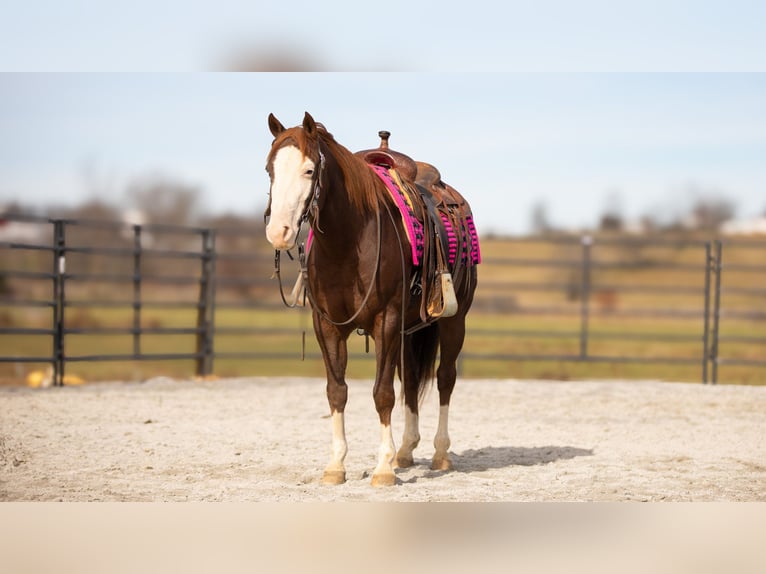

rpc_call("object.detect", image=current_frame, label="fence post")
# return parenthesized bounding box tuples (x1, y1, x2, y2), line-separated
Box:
(710, 240, 723, 385)
(702, 241, 712, 384)
(132, 225, 142, 359)
(52, 220, 66, 387)
(579, 235, 593, 360)
(195, 229, 216, 377)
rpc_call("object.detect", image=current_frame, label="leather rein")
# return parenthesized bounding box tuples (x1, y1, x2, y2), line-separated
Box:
(267, 140, 400, 328)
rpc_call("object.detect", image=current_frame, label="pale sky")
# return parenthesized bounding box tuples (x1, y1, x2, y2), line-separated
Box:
(2, 1, 765, 72)
(1, 1, 765, 234)
(1, 73, 765, 234)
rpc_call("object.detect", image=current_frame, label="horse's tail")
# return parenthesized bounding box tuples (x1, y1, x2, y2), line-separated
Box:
(408, 323, 440, 402)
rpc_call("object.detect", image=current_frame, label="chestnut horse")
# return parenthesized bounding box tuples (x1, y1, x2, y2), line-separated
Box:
(264, 112, 478, 486)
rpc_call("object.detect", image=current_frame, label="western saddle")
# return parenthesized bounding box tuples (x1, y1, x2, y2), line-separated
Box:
(356, 131, 475, 325)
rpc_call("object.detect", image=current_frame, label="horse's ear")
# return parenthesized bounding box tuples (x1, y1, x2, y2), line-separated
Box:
(303, 112, 317, 137)
(268, 113, 285, 137)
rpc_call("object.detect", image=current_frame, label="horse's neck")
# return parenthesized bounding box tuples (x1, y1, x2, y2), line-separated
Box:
(314, 159, 376, 254)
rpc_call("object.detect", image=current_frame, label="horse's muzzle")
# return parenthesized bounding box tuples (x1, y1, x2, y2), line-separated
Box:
(265, 223, 298, 251)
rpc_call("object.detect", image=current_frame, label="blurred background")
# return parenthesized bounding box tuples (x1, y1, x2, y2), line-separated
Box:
(2, 5, 765, 567)
(2, 2, 765, 386)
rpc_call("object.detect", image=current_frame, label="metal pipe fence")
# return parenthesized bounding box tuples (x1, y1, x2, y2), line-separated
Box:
(469, 234, 766, 383)
(1, 214, 765, 385)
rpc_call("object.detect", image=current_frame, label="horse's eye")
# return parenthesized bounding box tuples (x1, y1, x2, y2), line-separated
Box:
(305, 169, 314, 176)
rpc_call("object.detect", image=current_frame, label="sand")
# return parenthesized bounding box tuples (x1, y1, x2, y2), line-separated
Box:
(1, 377, 764, 501)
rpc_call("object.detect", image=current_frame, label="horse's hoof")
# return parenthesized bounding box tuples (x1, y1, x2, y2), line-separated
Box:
(430, 457, 453, 471)
(321, 470, 346, 485)
(370, 473, 396, 487)
(394, 455, 414, 469)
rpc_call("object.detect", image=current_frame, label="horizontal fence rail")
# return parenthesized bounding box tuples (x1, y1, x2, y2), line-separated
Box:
(1, 214, 765, 385)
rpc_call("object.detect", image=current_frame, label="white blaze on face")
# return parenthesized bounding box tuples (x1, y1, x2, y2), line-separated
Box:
(265, 145, 316, 250)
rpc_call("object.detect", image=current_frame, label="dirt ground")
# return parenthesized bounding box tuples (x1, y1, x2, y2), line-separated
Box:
(1, 377, 764, 501)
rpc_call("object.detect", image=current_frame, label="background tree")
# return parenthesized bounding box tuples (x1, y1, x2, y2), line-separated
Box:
(598, 190, 624, 232)
(530, 200, 553, 235)
(125, 174, 203, 227)
(690, 196, 736, 232)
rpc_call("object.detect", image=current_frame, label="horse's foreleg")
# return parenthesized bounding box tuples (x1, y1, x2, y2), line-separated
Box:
(371, 393, 397, 486)
(323, 408, 347, 485)
(372, 420, 396, 487)
(370, 315, 400, 487)
(315, 317, 349, 485)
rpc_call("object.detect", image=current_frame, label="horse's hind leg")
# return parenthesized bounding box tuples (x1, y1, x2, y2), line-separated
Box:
(394, 340, 421, 469)
(431, 317, 467, 471)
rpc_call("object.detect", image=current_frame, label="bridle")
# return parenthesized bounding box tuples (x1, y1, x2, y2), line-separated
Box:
(264, 142, 325, 231)
(265, 141, 323, 310)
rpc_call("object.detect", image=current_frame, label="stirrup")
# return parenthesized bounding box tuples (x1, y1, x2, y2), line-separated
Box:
(427, 272, 458, 318)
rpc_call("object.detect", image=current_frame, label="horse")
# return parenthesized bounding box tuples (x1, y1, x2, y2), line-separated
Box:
(264, 112, 479, 486)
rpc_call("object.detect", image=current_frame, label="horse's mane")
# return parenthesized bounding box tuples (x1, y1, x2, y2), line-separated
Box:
(268, 124, 384, 215)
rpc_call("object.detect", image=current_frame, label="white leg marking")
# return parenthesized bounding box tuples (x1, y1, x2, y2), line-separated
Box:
(395, 406, 420, 467)
(328, 411, 347, 470)
(432, 405, 453, 470)
(371, 423, 396, 486)
(322, 411, 347, 484)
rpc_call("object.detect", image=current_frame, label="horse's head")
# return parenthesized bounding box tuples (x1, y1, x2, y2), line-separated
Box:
(264, 112, 323, 250)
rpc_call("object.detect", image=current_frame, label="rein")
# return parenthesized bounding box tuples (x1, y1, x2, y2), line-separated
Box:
(300, 206, 383, 327)
(271, 207, 384, 326)
(269, 139, 389, 327)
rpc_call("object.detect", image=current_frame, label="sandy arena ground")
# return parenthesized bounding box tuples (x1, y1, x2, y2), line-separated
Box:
(1, 377, 764, 501)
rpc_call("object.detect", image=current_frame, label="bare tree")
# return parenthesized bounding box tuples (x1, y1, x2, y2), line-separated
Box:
(66, 198, 120, 222)
(125, 175, 203, 227)
(642, 185, 737, 233)
(690, 196, 736, 232)
(598, 190, 624, 232)
(530, 200, 553, 235)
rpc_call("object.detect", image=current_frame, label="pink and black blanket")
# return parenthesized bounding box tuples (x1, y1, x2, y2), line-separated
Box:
(308, 164, 481, 270)
(369, 164, 481, 269)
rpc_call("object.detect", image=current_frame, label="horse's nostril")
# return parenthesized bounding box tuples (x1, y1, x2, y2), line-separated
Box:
(281, 226, 290, 239)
